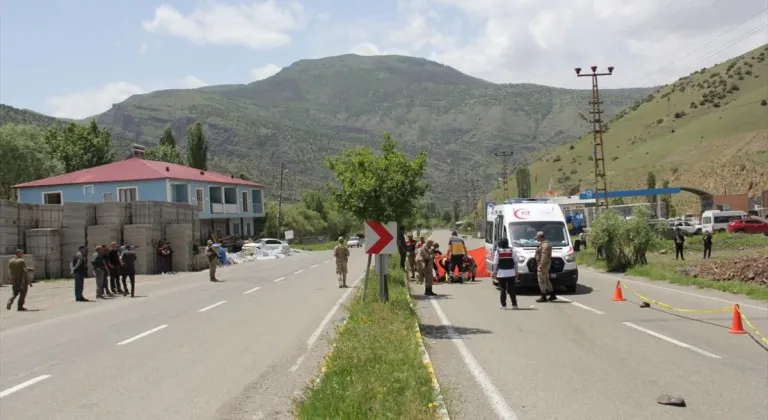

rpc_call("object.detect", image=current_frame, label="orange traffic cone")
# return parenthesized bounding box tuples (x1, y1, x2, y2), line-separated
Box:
(729, 304, 747, 335)
(611, 281, 626, 302)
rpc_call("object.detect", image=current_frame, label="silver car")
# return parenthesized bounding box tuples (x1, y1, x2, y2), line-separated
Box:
(346, 236, 362, 248)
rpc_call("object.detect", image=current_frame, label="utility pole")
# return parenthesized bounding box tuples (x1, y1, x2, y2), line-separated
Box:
(276, 161, 285, 239)
(494, 151, 513, 202)
(575, 65, 613, 212)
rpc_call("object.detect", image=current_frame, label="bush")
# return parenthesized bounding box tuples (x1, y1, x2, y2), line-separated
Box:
(589, 207, 661, 271)
(553, 155, 562, 162)
(761, 99, 767, 106)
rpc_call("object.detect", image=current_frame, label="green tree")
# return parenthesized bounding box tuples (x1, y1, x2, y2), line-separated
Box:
(44, 120, 114, 173)
(660, 179, 676, 217)
(0, 124, 60, 199)
(325, 132, 428, 223)
(159, 126, 176, 147)
(143, 144, 185, 165)
(185, 121, 208, 170)
(515, 167, 531, 198)
(590, 206, 661, 271)
(646, 172, 656, 189)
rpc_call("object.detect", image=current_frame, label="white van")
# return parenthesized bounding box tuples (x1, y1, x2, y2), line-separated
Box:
(700, 210, 747, 233)
(485, 200, 579, 293)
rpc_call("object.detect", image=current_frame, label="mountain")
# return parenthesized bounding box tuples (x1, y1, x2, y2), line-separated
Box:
(494, 44, 768, 213)
(0, 104, 69, 127)
(2, 55, 656, 204)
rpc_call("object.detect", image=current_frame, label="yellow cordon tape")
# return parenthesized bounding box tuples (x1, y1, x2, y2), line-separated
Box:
(737, 307, 768, 346)
(619, 281, 768, 346)
(620, 282, 732, 313)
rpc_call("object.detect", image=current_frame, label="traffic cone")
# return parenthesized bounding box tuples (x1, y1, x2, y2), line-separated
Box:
(729, 304, 747, 335)
(611, 281, 626, 302)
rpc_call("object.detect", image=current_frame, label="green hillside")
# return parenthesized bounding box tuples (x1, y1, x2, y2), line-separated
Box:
(89, 54, 653, 202)
(495, 44, 768, 213)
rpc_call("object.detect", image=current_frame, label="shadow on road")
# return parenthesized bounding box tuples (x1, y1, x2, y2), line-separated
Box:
(419, 323, 493, 340)
(506, 284, 594, 296)
(411, 293, 453, 301)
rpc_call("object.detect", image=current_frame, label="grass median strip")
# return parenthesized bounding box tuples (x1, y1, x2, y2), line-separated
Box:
(296, 261, 437, 420)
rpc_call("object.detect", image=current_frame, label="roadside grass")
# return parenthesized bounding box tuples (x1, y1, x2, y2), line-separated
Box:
(575, 237, 768, 301)
(292, 241, 337, 251)
(295, 260, 437, 420)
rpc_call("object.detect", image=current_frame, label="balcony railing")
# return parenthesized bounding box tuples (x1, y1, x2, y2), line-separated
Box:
(210, 203, 223, 214)
(224, 203, 239, 214)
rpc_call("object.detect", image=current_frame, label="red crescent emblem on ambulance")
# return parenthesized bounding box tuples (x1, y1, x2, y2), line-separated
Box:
(513, 209, 530, 219)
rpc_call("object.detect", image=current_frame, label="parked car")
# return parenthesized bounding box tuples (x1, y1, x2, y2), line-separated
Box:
(726, 217, 768, 235)
(347, 236, 363, 248)
(246, 238, 291, 254)
(668, 220, 699, 236)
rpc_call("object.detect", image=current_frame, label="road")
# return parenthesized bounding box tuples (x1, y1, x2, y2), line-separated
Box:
(0, 248, 368, 420)
(416, 230, 768, 420)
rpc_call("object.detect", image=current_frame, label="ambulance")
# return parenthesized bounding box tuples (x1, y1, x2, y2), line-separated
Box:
(485, 199, 579, 293)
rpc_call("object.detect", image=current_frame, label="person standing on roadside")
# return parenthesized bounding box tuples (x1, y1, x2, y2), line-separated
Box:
(493, 238, 519, 310)
(703, 231, 713, 259)
(447, 231, 468, 282)
(92, 245, 109, 298)
(205, 240, 220, 282)
(107, 242, 123, 295)
(674, 228, 686, 261)
(120, 245, 138, 297)
(535, 231, 557, 302)
(397, 227, 407, 270)
(70, 245, 89, 302)
(6, 249, 34, 311)
(417, 236, 426, 249)
(416, 239, 437, 296)
(333, 237, 350, 288)
(405, 233, 417, 280)
(579, 231, 587, 249)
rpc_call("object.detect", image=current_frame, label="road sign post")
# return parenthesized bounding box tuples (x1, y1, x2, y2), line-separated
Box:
(363, 220, 398, 302)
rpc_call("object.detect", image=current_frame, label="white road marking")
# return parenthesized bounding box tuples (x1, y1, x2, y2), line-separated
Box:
(0, 375, 51, 399)
(289, 355, 305, 372)
(244, 286, 261, 294)
(290, 273, 365, 372)
(622, 322, 721, 359)
(556, 296, 605, 315)
(310, 264, 319, 268)
(116, 325, 168, 346)
(429, 298, 519, 420)
(273, 277, 286, 283)
(587, 269, 768, 312)
(198, 301, 227, 313)
(294, 269, 304, 275)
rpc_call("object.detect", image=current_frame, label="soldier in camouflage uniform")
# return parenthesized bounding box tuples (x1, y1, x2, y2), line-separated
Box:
(333, 237, 350, 288)
(415, 239, 437, 296)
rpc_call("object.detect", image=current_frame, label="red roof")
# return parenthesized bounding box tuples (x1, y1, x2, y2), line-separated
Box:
(14, 158, 263, 188)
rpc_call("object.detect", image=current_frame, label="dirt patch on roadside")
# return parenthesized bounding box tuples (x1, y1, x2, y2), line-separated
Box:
(681, 255, 768, 286)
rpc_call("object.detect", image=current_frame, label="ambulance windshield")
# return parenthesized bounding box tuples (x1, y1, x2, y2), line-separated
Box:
(508, 222, 569, 248)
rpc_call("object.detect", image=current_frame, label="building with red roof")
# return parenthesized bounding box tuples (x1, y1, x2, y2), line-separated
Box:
(14, 158, 266, 237)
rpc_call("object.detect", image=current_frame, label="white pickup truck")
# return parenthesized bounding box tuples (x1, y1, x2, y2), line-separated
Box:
(668, 220, 701, 235)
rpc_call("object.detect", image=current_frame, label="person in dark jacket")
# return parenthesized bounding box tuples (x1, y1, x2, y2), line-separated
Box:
(674, 228, 686, 261)
(71, 245, 89, 302)
(107, 242, 123, 295)
(493, 238, 519, 310)
(92, 245, 109, 299)
(120, 245, 138, 297)
(702, 231, 713, 258)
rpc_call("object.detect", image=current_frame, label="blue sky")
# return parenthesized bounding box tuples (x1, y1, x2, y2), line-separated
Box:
(1, 0, 765, 119)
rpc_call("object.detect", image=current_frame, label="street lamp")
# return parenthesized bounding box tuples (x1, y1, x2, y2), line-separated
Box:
(276, 162, 288, 239)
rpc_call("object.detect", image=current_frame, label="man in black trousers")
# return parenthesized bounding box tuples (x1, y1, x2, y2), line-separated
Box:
(120, 245, 138, 297)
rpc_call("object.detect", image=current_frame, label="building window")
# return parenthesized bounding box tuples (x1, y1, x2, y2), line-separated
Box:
(103, 192, 113, 202)
(43, 192, 62, 205)
(83, 185, 94, 195)
(251, 189, 263, 213)
(195, 188, 204, 211)
(242, 191, 249, 212)
(117, 187, 138, 202)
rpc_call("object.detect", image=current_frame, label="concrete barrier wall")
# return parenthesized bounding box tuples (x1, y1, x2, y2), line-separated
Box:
(1, 200, 222, 279)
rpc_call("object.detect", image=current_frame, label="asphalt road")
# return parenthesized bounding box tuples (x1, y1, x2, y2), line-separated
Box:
(0, 248, 369, 420)
(415, 230, 768, 420)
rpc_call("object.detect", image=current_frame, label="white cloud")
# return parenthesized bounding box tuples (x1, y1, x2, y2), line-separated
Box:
(343, 0, 768, 88)
(141, 1, 306, 50)
(250, 64, 282, 81)
(137, 42, 148, 54)
(45, 76, 210, 119)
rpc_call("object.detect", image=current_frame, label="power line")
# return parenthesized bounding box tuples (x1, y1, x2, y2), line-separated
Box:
(631, 6, 768, 87)
(494, 151, 513, 201)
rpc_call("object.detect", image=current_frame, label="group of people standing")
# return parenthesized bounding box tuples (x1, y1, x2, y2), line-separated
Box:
(74, 242, 138, 301)
(493, 231, 557, 310)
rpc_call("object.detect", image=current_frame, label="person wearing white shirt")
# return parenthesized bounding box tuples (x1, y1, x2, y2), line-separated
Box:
(492, 238, 520, 310)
